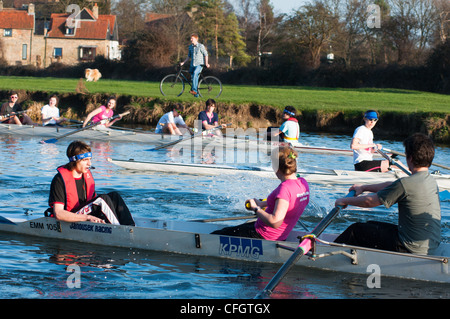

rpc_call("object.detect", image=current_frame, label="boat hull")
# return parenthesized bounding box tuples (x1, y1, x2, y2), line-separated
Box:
(108, 158, 450, 191)
(0, 214, 448, 283)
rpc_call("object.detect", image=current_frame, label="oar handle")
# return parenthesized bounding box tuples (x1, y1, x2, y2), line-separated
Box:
(376, 148, 411, 176)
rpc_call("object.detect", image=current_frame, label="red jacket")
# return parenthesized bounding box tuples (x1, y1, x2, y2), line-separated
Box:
(57, 166, 96, 212)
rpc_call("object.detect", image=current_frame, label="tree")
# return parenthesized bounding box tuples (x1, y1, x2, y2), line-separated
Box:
(187, 0, 249, 67)
(220, 12, 251, 68)
(255, 0, 281, 67)
(285, 1, 338, 68)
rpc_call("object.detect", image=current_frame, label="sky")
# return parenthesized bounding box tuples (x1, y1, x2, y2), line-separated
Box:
(269, 0, 308, 14)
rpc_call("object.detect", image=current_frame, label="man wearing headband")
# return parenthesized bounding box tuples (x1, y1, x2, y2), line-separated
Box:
(47, 140, 135, 225)
(351, 110, 389, 172)
(269, 106, 300, 144)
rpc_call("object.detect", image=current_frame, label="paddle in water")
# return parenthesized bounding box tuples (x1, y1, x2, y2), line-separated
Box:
(40, 111, 130, 144)
(255, 190, 356, 299)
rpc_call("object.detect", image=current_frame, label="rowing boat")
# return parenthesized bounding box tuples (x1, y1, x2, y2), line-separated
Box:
(107, 158, 450, 191)
(0, 123, 373, 157)
(0, 123, 181, 144)
(0, 213, 448, 283)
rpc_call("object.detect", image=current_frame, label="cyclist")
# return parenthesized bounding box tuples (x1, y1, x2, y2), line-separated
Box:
(180, 33, 210, 98)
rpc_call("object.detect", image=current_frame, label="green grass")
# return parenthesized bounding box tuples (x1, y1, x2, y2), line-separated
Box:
(0, 76, 449, 114)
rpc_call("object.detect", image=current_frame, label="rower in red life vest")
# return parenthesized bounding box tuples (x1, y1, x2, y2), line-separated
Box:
(47, 140, 135, 225)
(268, 106, 300, 144)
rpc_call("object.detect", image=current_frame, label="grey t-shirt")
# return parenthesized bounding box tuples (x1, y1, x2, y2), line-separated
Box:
(377, 171, 441, 255)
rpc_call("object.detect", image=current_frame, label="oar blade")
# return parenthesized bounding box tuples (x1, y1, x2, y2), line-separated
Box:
(40, 138, 58, 144)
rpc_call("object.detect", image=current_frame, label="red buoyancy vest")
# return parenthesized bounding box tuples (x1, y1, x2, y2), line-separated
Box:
(57, 166, 96, 212)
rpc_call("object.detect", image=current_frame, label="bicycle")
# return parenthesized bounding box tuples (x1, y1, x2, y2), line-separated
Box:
(160, 65, 223, 98)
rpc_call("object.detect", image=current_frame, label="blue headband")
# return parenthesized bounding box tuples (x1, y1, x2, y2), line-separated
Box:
(364, 111, 378, 120)
(283, 109, 295, 117)
(69, 152, 92, 162)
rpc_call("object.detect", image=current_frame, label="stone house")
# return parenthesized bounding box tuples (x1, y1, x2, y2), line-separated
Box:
(0, 2, 120, 67)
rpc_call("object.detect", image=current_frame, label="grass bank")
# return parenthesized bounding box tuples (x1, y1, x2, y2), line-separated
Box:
(0, 76, 448, 114)
(0, 76, 449, 143)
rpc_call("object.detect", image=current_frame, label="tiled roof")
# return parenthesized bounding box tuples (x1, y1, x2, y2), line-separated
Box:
(46, 11, 116, 40)
(0, 9, 34, 29)
(145, 12, 173, 23)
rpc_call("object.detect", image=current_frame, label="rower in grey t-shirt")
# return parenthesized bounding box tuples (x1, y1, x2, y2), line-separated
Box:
(377, 171, 441, 255)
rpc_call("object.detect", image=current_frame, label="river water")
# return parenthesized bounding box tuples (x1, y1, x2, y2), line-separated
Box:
(0, 130, 449, 301)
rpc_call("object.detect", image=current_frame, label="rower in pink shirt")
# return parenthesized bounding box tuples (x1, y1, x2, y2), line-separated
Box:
(83, 97, 123, 128)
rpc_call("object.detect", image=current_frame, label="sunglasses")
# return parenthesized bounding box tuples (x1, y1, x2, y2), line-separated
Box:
(176, 110, 183, 115)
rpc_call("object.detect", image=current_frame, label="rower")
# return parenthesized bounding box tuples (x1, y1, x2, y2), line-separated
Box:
(334, 133, 441, 255)
(351, 110, 390, 172)
(47, 140, 135, 226)
(82, 97, 123, 128)
(267, 106, 300, 145)
(155, 104, 194, 136)
(0, 90, 35, 125)
(197, 98, 227, 136)
(211, 146, 309, 241)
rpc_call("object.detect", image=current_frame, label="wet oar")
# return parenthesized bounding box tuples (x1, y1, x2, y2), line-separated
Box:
(40, 111, 130, 144)
(255, 190, 356, 299)
(148, 123, 231, 151)
(384, 147, 450, 171)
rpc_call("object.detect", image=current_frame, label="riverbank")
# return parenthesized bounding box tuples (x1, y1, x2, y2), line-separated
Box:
(1, 85, 449, 144)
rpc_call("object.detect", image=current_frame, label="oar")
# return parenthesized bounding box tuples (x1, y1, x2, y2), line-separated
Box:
(376, 148, 411, 176)
(0, 110, 27, 123)
(40, 111, 130, 144)
(193, 215, 256, 223)
(384, 147, 450, 171)
(147, 123, 231, 151)
(255, 190, 356, 299)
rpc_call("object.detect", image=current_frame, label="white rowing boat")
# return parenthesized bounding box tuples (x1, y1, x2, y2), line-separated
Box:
(107, 158, 450, 191)
(0, 123, 181, 144)
(0, 213, 448, 283)
(0, 123, 370, 157)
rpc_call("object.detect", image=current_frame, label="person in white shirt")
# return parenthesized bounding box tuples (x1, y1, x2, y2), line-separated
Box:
(41, 95, 67, 126)
(351, 110, 389, 172)
(155, 104, 193, 135)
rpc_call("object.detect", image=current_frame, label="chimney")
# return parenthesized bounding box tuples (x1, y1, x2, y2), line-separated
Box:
(93, 3, 98, 19)
(0, 1, 3, 12)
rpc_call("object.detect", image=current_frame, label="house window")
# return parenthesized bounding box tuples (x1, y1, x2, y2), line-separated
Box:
(53, 48, 63, 58)
(79, 47, 96, 61)
(4, 29, 12, 37)
(66, 27, 75, 35)
(22, 44, 27, 60)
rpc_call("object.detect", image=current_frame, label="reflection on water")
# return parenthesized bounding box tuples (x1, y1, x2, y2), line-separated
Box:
(1, 132, 450, 299)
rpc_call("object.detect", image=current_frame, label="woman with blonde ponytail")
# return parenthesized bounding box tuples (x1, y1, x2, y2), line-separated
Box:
(212, 147, 310, 241)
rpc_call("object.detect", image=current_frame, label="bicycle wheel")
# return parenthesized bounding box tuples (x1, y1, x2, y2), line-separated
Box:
(198, 76, 222, 98)
(160, 74, 185, 97)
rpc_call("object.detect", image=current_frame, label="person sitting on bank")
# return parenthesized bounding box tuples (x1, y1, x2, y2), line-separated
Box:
(155, 104, 193, 136)
(211, 147, 310, 241)
(0, 91, 35, 125)
(198, 99, 227, 135)
(268, 106, 300, 144)
(47, 140, 135, 226)
(41, 95, 68, 126)
(334, 133, 441, 255)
